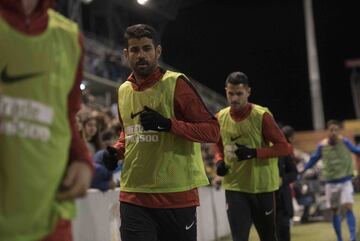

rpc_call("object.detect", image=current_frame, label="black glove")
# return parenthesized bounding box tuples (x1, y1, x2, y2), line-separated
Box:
(139, 106, 171, 132)
(235, 144, 257, 161)
(216, 160, 229, 176)
(102, 146, 119, 171)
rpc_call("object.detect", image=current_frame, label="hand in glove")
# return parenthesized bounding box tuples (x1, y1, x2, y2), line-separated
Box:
(140, 106, 171, 132)
(235, 144, 257, 161)
(102, 146, 119, 171)
(216, 160, 229, 176)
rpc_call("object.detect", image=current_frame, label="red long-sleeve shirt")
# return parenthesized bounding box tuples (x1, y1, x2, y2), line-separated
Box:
(113, 67, 220, 208)
(213, 103, 289, 163)
(0, 0, 93, 169)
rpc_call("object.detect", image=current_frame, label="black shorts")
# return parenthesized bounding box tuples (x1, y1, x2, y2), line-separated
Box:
(225, 190, 277, 241)
(120, 202, 197, 241)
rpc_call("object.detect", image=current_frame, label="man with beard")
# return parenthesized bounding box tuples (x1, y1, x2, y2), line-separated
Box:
(0, 0, 93, 241)
(303, 120, 360, 241)
(102, 24, 220, 241)
(213, 71, 289, 241)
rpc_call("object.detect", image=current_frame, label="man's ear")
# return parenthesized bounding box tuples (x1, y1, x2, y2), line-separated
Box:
(156, 45, 162, 59)
(123, 48, 128, 59)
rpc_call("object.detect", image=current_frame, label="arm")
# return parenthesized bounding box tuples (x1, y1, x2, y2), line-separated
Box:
(213, 136, 225, 164)
(112, 126, 126, 159)
(67, 33, 93, 169)
(304, 144, 322, 170)
(170, 77, 220, 143)
(343, 138, 360, 155)
(212, 112, 224, 163)
(282, 155, 298, 185)
(257, 112, 290, 159)
(91, 163, 113, 192)
(57, 33, 93, 201)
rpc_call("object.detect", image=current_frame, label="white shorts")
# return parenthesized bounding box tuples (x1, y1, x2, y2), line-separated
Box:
(325, 180, 354, 208)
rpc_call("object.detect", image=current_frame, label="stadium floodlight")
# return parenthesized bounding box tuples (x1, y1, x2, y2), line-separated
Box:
(137, 0, 149, 5)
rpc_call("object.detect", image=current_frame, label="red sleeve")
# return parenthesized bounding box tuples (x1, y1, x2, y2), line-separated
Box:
(112, 113, 126, 159)
(67, 33, 93, 170)
(213, 112, 224, 163)
(170, 77, 220, 143)
(256, 112, 290, 159)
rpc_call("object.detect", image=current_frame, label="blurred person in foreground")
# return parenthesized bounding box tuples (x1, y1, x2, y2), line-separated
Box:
(0, 0, 93, 240)
(276, 126, 298, 241)
(213, 71, 289, 241)
(101, 24, 220, 241)
(303, 120, 360, 241)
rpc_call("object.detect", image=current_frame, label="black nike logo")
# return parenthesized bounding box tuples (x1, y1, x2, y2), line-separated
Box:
(130, 109, 145, 119)
(1, 66, 41, 84)
(230, 135, 241, 142)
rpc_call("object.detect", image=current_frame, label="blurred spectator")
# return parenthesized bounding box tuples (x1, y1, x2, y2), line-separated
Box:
(91, 150, 118, 192)
(78, 110, 101, 155)
(276, 126, 298, 241)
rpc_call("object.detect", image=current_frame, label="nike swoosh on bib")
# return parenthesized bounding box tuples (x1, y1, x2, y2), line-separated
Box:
(1, 66, 41, 84)
(130, 109, 145, 119)
(230, 135, 241, 141)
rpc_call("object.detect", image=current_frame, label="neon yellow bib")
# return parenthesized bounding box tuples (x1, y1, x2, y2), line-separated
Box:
(0, 10, 80, 241)
(321, 139, 353, 180)
(118, 70, 209, 192)
(218, 105, 279, 193)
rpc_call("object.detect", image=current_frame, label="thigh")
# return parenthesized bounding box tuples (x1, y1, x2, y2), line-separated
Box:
(252, 192, 277, 241)
(325, 183, 341, 209)
(340, 180, 354, 205)
(225, 190, 252, 241)
(156, 207, 197, 241)
(120, 202, 157, 241)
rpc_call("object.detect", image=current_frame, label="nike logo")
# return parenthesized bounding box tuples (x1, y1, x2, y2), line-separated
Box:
(1, 66, 40, 84)
(185, 220, 195, 230)
(230, 135, 241, 142)
(265, 209, 273, 216)
(130, 109, 145, 119)
(157, 126, 166, 130)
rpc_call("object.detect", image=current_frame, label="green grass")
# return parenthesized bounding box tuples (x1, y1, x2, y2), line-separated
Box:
(220, 194, 360, 241)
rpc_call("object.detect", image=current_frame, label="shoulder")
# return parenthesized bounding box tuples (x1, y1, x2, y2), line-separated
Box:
(217, 107, 230, 118)
(252, 103, 271, 113)
(48, 9, 79, 35)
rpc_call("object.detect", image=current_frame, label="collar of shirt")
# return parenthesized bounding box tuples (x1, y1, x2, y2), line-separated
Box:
(127, 67, 165, 91)
(230, 103, 253, 121)
(0, 0, 53, 35)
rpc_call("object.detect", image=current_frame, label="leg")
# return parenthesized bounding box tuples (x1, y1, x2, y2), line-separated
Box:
(225, 190, 252, 241)
(155, 207, 197, 241)
(252, 192, 277, 241)
(325, 183, 343, 241)
(276, 208, 291, 241)
(341, 181, 356, 241)
(120, 202, 157, 241)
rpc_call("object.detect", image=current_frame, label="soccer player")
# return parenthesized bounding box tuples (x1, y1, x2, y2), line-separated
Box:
(102, 24, 220, 241)
(303, 120, 360, 241)
(213, 71, 289, 241)
(0, 0, 93, 240)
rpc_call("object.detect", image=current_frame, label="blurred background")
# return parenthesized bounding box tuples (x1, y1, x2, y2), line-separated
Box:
(49, 1, 360, 240)
(56, 0, 360, 131)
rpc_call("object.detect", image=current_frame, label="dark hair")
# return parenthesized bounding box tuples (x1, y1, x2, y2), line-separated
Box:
(326, 119, 342, 128)
(124, 24, 160, 48)
(225, 72, 250, 86)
